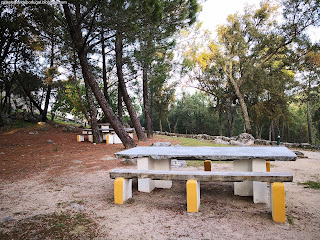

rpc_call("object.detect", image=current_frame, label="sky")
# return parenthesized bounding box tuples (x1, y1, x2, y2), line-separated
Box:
(198, 0, 320, 42)
(199, 0, 259, 35)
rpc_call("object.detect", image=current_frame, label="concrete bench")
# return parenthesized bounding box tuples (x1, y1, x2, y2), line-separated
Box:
(77, 134, 93, 142)
(109, 169, 293, 223)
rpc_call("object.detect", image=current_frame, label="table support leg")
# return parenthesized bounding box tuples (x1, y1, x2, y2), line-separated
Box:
(234, 159, 253, 196)
(252, 159, 268, 203)
(137, 157, 155, 193)
(153, 159, 172, 189)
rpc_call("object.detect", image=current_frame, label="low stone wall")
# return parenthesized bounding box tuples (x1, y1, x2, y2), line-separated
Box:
(154, 131, 320, 150)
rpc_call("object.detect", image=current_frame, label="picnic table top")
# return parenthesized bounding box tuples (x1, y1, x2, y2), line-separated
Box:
(115, 146, 297, 161)
(81, 128, 134, 132)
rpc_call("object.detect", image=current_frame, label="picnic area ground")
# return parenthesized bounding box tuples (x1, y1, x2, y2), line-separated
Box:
(0, 122, 320, 239)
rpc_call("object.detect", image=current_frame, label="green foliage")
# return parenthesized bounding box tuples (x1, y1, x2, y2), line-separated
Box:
(155, 134, 230, 147)
(298, 181, 320, 189)
(166, 92, 244, 136)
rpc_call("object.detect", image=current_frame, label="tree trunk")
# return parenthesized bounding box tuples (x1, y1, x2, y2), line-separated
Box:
(269, 123, 272, 141)
(63, 5, 135, 148)
(218, 102, 223, 136)
(118, 84, 123, 123)
(73, 51, 90, 122)
(42, 40, 55, 122)
(258, 124, 263, 139)
(159, 118, 162, 132)
(174, 118, 178, 133)
(84, 81, 100, 144)
(271, 120, 275, 141)
(143, 62, 153, 138)
(78, 50, 135, 148)
(232, 83, 251, 134)
(115, 30, 146, 141)
(229, 69, 251, 134)
(307, 101, 312, 144)
(101, 30, 111, 104)
(287, 125, 290, 143)
(226, 96, 233, 137)
(17, 76, 44, 116)
(167, 117, 171, 133)
(42, 85, 51, 121)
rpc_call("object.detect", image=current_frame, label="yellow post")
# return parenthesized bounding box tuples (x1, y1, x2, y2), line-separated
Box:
(114, 178, 124, 204)
(271, 182, 286, 223)
(77, 135, 80, 142)
(266, 161, 271, 185)
(187, 180, 199, 212)
(204, 160, 211, 171)
(106, 134, 110, 144)
(266, 161, 270, 172)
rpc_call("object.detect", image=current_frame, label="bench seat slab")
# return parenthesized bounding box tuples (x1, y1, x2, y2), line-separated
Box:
(110, 169, 293, 183)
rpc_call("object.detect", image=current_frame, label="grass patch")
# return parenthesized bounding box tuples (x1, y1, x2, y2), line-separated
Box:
(156, 135, 229, 147)
(0, 211, 98, 239)
(0, 120, 35, 134)
(287, 215, 294, 225)
(298, 181, 320, 189)
(156, 135, 232, 167)
(53, 119, 82, 127)
(187, 160, 231, 167)
(186, 161, 204, 167)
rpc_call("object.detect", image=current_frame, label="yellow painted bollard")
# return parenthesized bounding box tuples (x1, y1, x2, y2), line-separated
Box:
(114, 177, 132, 205)
(270, 182, 286, 223)
(187, 180, 200, 212)
(106, 134, 110, 144)
(204, 160, 212, 171)
(77, 135, 84, 142)
(114, 178, 124, 204)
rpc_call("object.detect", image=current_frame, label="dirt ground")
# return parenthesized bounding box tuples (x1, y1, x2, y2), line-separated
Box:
(0, 123, 320, 239)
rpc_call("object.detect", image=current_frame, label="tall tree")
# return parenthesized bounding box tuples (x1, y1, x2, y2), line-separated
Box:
(135, 0, 200, 138)
(0, 5, 36, 124)
(62, 2, 136, 148)
(297, 46, 320, 144)
(183, 0, 320, 134)
(115, 28, 146, 141)
(99, 0, 147, 141)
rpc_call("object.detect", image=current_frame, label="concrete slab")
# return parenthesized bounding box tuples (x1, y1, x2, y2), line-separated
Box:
(115, 146, 297, 161)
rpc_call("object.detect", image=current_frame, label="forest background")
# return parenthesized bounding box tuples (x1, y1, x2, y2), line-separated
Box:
(0, 0, 319, 148)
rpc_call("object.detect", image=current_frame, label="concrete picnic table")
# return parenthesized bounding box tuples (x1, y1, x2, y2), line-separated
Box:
(115, 146, 297, 204)
(80, 127, 134, 143)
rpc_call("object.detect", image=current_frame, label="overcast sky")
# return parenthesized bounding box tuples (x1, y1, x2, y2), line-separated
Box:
(198, 0, 320, 42)
(199, 0, 259, 34)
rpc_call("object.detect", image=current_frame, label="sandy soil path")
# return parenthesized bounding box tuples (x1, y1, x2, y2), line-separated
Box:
(1, 126, 319, 239)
